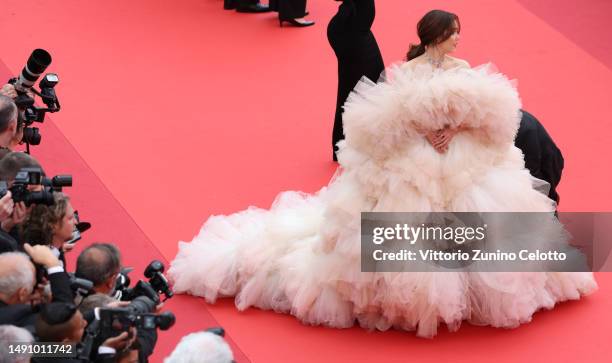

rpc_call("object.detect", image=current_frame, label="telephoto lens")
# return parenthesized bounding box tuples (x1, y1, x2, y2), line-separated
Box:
(15, 49, 52, 91)
(21, 190, 55, 207)
(155, 311, 176, 330)
(42, 175, 72, 191)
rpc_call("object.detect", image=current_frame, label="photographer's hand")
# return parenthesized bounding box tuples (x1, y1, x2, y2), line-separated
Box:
(29, 281, 51, 305)
(1, 201, 26, 232)
(101, 328, 137, 352)
(106, 300, 130, 309)
(23, 243, 61, 268)
(0, 191, 14, 223)
(0, 84, 17, 99)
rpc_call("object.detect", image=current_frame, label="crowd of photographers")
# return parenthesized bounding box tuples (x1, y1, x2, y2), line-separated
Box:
(0, 50, 236, 363)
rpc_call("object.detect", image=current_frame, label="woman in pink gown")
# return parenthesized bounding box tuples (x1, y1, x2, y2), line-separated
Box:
(168, 9, 597, 338)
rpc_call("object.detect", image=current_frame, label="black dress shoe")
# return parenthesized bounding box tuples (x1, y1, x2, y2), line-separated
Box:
(224, 0, 237, 10)
(279, 18, 315, 27)
(236, 3, 271, 13)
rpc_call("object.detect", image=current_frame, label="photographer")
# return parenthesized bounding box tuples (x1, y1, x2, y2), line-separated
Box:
(75, 245, 160, 362)
(76, 294, 151, 363)
(0, 152, 46, 243)
(21, 192, 77, 267)
(33, 302, 136, 363)
(0, 244, 74, 331)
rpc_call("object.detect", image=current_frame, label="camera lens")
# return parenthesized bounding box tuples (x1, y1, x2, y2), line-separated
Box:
(17, 49, 52, 90)
(127, 296, 156, 315)
(144, 260, 164, 278)
(23, 190, 54, 207)
(156, 311, 176, 331)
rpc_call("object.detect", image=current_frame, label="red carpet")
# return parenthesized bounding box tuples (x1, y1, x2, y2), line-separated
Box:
(1, 0, 611, 362)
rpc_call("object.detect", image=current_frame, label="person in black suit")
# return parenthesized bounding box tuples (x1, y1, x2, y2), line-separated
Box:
(328, 0, 384, 161)
(515, 110, 564, 204)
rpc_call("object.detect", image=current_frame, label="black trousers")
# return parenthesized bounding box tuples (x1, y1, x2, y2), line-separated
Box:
(270, 0, 307, 19)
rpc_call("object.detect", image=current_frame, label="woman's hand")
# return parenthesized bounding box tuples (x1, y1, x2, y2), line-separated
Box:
(425, 131, 441, 152)
(425, 130, 450, 153)
(431, 126, 462, 153)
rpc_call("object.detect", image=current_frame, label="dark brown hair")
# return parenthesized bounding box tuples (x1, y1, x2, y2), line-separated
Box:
(20, 192, 70, 246)
(407, 10, 461, 61)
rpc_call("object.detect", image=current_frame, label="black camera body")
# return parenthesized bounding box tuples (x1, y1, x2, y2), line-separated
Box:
(98, 296, 175, 339)
(144, 260, 174, 300)
(0, 167, 55, 206)
(121, 280, 162, 305)
(115, 260, 174, 303)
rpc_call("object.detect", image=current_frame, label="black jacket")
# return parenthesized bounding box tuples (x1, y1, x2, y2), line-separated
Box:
(515, 110, 564, 204)
(0, 270, 74, 332)
(0, 229, 19, 253)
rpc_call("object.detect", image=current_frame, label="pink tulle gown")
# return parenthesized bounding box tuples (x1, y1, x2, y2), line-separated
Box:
(169, 62, 597, 337)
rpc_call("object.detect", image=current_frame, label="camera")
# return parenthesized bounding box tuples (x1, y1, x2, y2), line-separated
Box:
(114, 260, 174, 303)
(8, 49, 61, 151)
(68, 273, 94, 299)
(144, 260, 174, 300)
(0, 167, 55, 206)
(77, 297, 176, 361)
(98, 296, 175, 338)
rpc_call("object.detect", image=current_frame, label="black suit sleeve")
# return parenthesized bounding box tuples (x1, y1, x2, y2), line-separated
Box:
(48, 271, 75, 303)
(0, 230, 19, 253)
(0, 304, 37, 331)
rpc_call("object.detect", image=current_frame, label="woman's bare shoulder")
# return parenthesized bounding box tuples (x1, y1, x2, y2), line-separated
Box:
(447, 56, 471, 69)
(401, 56, 427, 70)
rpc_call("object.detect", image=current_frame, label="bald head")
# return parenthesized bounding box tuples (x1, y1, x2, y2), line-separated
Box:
(0, 252, 36, 305)
(75, 243, 121, 294)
